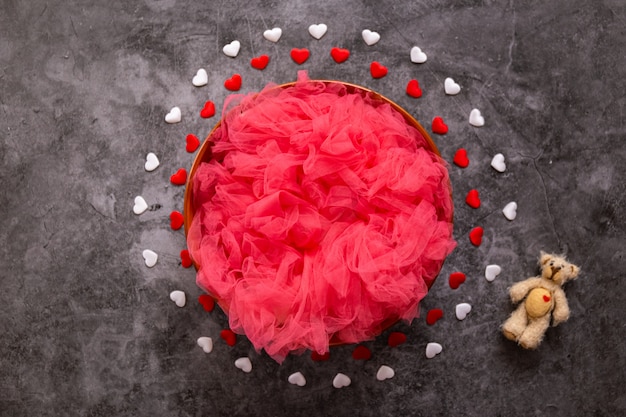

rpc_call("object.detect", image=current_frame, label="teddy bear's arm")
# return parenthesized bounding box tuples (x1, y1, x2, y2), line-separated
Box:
(551, 288, 570, 326)
(509, 277, 542, 303)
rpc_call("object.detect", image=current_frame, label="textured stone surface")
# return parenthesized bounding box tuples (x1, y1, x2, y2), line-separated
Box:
(1, 0, 625, 416)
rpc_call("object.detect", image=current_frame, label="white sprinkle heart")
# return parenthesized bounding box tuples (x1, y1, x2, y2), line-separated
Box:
(444, 77, 461, 95)
(455, 303, 472, 320)
(165, 106, 181, 124)
(133, 196, 148, 215)
(469, 108, 485, 127)
(491, 153, 507, 172)
(263, 27, 282, 43)
(362, 29, 381, 46)
(502, 202, 517, 220)
(234, 357, 252, 373)
(288, 372, 307, 387)
(142, 249, 158, 268)
(332, 373, 351, 388)
(196, 337, 213, 353)
(144, 152, 160, 172)
(222, 40, 241, 58)
(376, 365, 395, 381)
(308, 23, 328, 39)
(425, 342, 443, 359)
(169, 290, 186, 307)
(485, 264, 502, 282)
(192, 68, 208, 87)
(410, 46, 427, 64)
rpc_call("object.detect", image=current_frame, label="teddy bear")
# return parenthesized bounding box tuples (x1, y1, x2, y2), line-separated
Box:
(501, 252, 580, 349)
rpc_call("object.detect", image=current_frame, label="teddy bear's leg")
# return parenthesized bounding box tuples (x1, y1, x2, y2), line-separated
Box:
(518, 314, 551, 349)
(501, 304, 528, 342)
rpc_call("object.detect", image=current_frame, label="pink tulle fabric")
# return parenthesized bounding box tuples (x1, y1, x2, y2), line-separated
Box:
(187, 72, 455, 362)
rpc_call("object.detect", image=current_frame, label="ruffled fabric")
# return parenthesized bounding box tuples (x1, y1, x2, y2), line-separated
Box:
(187, 72, 455, 362)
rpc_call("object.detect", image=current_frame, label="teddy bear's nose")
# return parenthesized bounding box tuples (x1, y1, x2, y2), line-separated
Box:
(551, 266, 561, 276)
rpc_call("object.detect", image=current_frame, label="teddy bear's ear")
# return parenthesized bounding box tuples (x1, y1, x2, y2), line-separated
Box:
(569, 264, 580, 279)
(539, 251, 552, 266)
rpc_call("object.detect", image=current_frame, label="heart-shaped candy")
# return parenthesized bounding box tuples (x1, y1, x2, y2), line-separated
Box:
(387, 331, 407, 347)
(234, 357, 252, 373)
(502, 202, 517, 220)
(332, 373, 351, 388)
(224, 74, 242, 91)
(376, 365, 395, 381)
(465, 189, 480, 209)
(308, 23, 328, 39)
(169, 290, 186, 308)
(410, 46, 427, 63)
(426, 342, 443, 359)
(170, 210, 184, 230)
(198, 294, 215, 312)
(406, 79, 422, 98)
(426, 308, 444, 325)
(192, 68, 208, 87)
(165, 106, 181, 124)
(133, 196, 148, 215)
(311, 351, 330, 361)
(250, 54, 269, 70)
(263, 27, 282, 43)
(485, 264, 502, 282)
(290, 48, 310, 65)
(200, 101, 215, 119)
(197, 337, 213, 353)
(469, 226, 484, 246)
(142, 249, 158, 268)
(491, 153, 506, 172)
(352, 345, 372, 360)
(370, 61, 388, 79)
(449, 272, 466, 289)
(180, 249, 192, 268)
(444, 78, 461, 95)
(362, 29, 381, 46)
(144, 152, 159, 172)
(431, 116, 448, 135)
(330, 47, 350, 63)
(170, 168, 187, 186)
(288, 372, 307, 387)
(543, 295, 551, 302)
(186, 134, 200, 153)
(455, 303, 472, 320)
(222, 40, 240, 58)
(220, 329, 237, 346)
(453, 148, 469, 168)
(469, 108, 485, 127)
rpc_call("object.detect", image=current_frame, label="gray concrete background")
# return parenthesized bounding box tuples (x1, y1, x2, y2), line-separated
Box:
(1, 0, 624, 416)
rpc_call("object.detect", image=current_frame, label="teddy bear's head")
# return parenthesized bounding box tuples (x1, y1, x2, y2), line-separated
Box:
(539, 252, 580, 285)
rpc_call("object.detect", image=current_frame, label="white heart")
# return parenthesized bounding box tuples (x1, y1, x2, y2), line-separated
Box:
(197, 337, 213, 353)
(133, 196, 148, 215)
(444, 77, 461, 95)
(142, 249, 158, 268)
(308, 23, 328, 39)
(362, 29, 381, 46)
(491, 153, 506, 172)
(144, 152, 159, 172)
(288, 371, 307, 387)
(376, 365, 395, 381)
(469, 108, 485, 127)
(485, 264, 503, 282)
(502, 202, 517, 220)
(165, 106, 181, 124)
(455, 303, 472, 320)
(410, 46, 427, 63)
(169, 290, 186, 307)
(332, 373, 351, 388)
(222, 40, 240, 57)
(426, 342, 443, 359)
(263, 27, 282, 42)
(192, 68, 208, 87)
(234, 357, 252, 373)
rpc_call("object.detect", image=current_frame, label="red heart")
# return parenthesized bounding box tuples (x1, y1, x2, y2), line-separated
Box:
(169, 210, 184, 230)
(465, 189, 481, 209)
(200, 101, 215, 118)
(220, 329, 237, 347)
(426, 308, 444, 325)
(198, 294, 215, 312)
(469, 226, 484, 246)
(170, 168, 187, 185)
(406, 79, 422, 98)
(186, 134, 200, 153)
(311, 351, 330, 361)
(387, 331, 407, 347)
(180, 249, 192, 268)
(449, 272, 466, 289)
(543, 295, 551, 302)
(330, 47, 350, 63)
(224, 73, 242, 91)
(290, 48, 310, 64)
(370, 61, 388, 79)
(250, 54, 270, 70)
(352, 345, 372, 360)
(432, 116, 448, 135)
(453, 148, 470, 168)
